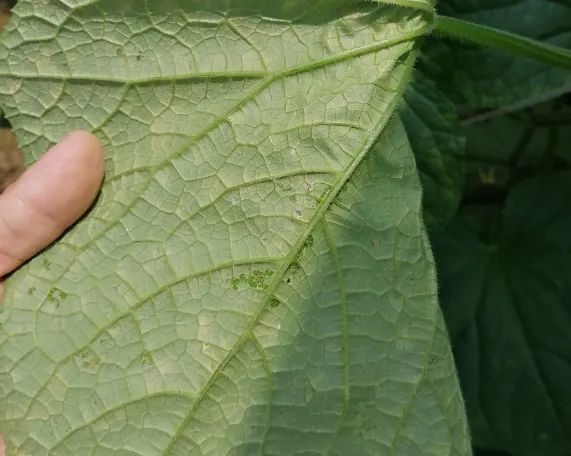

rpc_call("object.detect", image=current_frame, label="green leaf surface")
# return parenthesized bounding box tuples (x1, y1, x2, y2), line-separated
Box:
(429, 0, 571, 108)
(460, 97, 571, 201)
(0, 1, 470, 454)
(400, 71, 465, 230)
(433, 173, 571, 455)
(474, 450, 511, 456)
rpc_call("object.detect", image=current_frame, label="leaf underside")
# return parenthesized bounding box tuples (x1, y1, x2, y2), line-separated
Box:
(0, 1, 469, 454)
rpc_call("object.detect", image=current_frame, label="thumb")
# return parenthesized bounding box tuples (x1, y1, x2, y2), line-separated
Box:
(0, 130, 104, 283)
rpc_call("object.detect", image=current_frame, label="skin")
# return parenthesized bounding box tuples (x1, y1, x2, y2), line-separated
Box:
(0, 130, 105, 455)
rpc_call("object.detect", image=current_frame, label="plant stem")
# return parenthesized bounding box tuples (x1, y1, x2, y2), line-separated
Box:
(436, 15, 571, 70)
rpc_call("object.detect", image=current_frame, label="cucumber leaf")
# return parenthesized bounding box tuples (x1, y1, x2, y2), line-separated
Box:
(434, 173, 571, 455)
(0, 1, 470, 454)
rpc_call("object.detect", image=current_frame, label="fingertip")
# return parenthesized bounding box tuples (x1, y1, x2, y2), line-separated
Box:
(64, 129, 104, 158)
(0, 130, 106, 277)
(18, 130, 106, 228)
(49, 130, 105, 182)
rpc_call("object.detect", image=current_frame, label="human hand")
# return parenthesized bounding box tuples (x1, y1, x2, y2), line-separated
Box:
(0, 130, 104, 295)
(0, 131, 104, 455)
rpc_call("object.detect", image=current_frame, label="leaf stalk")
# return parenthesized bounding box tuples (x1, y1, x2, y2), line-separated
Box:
(436, 15, 571, 70)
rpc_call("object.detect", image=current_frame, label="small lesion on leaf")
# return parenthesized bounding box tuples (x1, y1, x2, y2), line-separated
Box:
(46, 287, 68, 307)
(231, 269, 274, 291)
(285, 234, 314, 282)
(287, 261, 301, 276)
(314, 184, 333, 205)
(139, 350, 154, 366)
(275, 179, 295, 194)
(80, 350, 102, 369)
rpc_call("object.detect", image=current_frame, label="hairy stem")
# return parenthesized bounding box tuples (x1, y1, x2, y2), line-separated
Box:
(436, 15, 571, 70)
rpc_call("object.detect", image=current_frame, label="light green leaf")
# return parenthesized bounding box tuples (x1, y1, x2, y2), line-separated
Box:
(0, 1, 470, 454)
(433, 173, 571, 455)
(429, 0, 571, 108)
(401, 72, 465, 230)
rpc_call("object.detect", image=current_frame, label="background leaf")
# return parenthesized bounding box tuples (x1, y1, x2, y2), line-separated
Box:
(428, 0, 571, 109)
(401, 71, 466, 230)
(460, 97, 571, 207)
(0, 1, 470, 454)
(433, 173, 571, 455)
